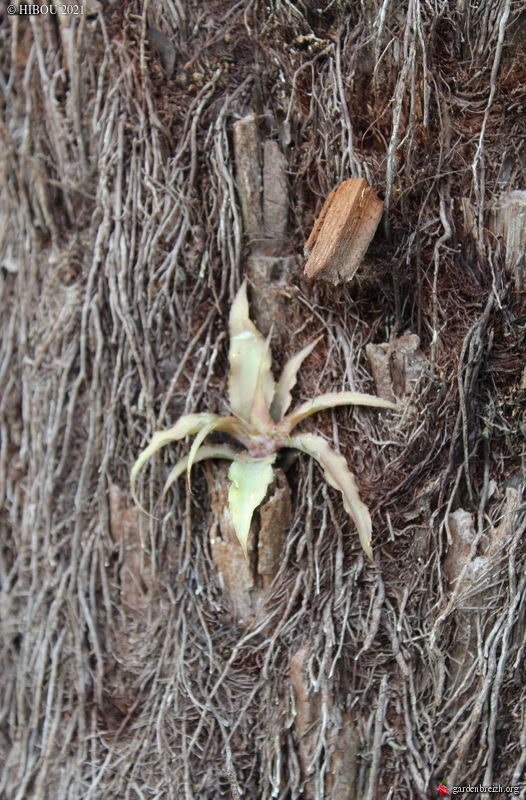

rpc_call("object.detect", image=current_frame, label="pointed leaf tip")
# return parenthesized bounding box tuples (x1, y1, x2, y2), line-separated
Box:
(281, 391, 396, 434)
(292, 433, 374, 559)
(228, 283, 275, 429)
(130, 413, 221, 502)
(162, 443, 239, 502)
(270, 336, 322, 423)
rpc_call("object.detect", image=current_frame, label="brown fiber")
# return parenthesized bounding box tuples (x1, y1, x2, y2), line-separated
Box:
(1, 1, 525, 798)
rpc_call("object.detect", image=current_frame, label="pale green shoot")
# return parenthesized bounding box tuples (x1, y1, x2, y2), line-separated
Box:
(131, 281, 395, 559)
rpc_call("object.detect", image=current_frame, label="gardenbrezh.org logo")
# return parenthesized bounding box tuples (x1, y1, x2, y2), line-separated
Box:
(439, 785, 526, 796)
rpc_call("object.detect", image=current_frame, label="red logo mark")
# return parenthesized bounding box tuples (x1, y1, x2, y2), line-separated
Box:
(437, 786, 450, 797)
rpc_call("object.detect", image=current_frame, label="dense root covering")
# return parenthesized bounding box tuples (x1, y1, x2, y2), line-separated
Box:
(1, 1, 525, 798)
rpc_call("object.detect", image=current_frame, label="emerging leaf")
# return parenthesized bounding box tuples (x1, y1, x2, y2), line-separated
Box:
(292, 433, 374, 560)
(228, 453, 276, 559)
(280, 391, 396, 434)
(131, 413, 220, 502)
(228, 281, 275, 430)
(132, 282, 396, 562)
(162, 444, 238, 501)
(186, 416, 248, 489)
(250, 334, 276, 431)
(269, 337, 321, 423)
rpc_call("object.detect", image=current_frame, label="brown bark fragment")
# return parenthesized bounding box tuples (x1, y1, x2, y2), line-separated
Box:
(246, 253, 299, 338)
(258, 469, 291, 589)
(366, 333, 426, 401)
(262, 140, 289, 243)
(489, 190, 526, 292)
(290, 644, 359, 799)
(304, 178, 384, 285)
(233, 114, 263, 244)
(290, 644, 319, 798)
(444, 488, 521, 695)
(109, 483, 152, 623)
(365, 343, 396, 403)
(327, 711, 359, 800)
(207, 463, 256, 621)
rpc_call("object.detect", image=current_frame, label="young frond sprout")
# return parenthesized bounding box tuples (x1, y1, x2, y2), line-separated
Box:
(131, 281, 396, 560)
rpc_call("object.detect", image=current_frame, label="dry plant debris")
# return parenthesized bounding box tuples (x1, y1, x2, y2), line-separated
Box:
(1, 1, 526, 799)
(304, 178, 384, 285)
